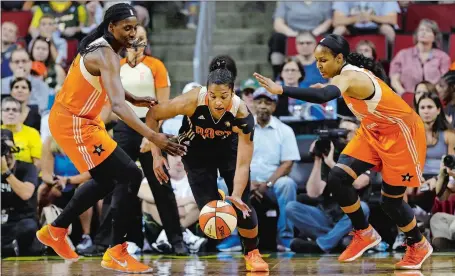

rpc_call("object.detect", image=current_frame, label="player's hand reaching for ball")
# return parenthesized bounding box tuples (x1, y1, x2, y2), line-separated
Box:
(225, 195, 251, 219)
(253, 72, 283, 95)
(132, 96, 158, 107)
(152, 155, 170, 184)
(149, 133, 186, 157)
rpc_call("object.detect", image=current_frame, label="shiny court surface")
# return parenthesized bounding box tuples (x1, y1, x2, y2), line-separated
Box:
(2, 252, 455, 276)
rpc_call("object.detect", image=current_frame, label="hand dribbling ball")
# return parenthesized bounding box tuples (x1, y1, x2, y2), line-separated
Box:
(199, 200, 237, 239)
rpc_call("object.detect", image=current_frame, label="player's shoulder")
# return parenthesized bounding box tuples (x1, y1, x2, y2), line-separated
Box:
(235, 96, 249, 118)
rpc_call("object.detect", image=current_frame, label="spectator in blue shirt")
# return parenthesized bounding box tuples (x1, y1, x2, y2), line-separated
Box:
(332, 1, 400, 43)
(293, 31, 328, 88)
(250, 87, 301, 252)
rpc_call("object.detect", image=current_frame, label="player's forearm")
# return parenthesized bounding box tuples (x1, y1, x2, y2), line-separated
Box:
(69, 172, 91, 185)
(282, 85, 341, 103)
(124, 90, 137, 105)
(232, 166, 250, 197)
(145, 111, 163, 158)
(111, 101, 156, 141)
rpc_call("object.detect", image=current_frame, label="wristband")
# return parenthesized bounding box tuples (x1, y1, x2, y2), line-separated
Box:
(2, 170, 12, 180)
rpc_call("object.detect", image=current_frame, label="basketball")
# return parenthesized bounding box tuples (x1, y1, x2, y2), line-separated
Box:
(199, 200, 237, 239)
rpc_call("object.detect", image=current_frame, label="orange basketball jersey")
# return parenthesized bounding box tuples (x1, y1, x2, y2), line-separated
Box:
(49, 37, 116, 172)
(340, 64, 426, 187)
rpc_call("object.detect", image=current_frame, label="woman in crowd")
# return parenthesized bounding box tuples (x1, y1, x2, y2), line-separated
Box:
(28, 36, 66, 89)
(390, 19, 451, 95)
(275, 57, 305, 116)
(413, 81, 438, 109)
(355, 40, 377, 61)
(9, 77, 41, 131)
(437, 71, 455, 126)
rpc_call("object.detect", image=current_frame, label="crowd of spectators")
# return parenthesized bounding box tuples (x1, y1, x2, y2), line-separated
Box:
(1, 1, 455, 257)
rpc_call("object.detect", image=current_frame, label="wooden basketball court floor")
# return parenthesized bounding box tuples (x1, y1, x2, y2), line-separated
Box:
(2, 252, 455, 275)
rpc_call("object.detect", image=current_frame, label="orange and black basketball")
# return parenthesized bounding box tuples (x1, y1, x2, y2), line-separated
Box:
(199, 200, 237, 239)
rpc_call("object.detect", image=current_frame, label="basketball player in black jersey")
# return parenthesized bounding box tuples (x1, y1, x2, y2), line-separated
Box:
(145, 56, 269, 272)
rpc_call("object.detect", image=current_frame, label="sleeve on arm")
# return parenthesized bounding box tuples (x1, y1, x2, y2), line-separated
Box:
(382, 2, 400, 15)
(389, 49, 404, 76)
(153, 59, 171, 88)
(280, 123, 301, 162)
(332, 2, 350, 15)
(29, 128, 43, 159)
(77, 5, 88, 25)
(273, 1, 286, 20)
(20, 162, 39, 186)
(30, 7, 44, 28)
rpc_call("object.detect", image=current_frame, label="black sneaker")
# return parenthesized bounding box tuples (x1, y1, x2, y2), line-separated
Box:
(77, 244, 107, 256)
(432, 237, 455, 252)
(172, 240, 189, 256)
(290, 238, 323, 253)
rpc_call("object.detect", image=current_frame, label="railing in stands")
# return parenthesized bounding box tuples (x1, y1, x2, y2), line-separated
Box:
(193, 1, 215, 85)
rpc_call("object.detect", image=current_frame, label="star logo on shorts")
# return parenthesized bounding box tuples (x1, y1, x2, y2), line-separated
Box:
(93, 144, 105, 156)
(401, 173, 413, 182)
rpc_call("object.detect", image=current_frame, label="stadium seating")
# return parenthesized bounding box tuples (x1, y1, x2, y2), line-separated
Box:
(405, 3, 455, 33)
(449, 33, 455, 61)
(393, 34, 414, 58)
(1, 11, 33, 38)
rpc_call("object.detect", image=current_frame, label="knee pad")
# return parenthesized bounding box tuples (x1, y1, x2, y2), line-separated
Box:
(327, 166, 355, 190)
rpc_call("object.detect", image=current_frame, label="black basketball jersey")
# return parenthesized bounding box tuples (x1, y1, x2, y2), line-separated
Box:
(177, 87, 242, 156)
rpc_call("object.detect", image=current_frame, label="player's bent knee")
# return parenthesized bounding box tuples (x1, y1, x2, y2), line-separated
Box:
(380, 195, 402, 212)
(327, 166, 354, 188)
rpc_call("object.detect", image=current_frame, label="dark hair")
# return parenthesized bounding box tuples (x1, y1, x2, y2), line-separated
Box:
(209, 55, 237, 81)
(10, 77, 31, 92)
(413, 80, 437, 108)
(1, 96, 22, 112)
(318, 34, 388, 82)
(78, 3, 137, 55)
(355, 40, 377, 61)
(29, 36, 54, 66)
(417, 92, 451, 133)
(278, 57, 305, 83)
(207, 58, 234, 90)
(440, 70, 455, 104)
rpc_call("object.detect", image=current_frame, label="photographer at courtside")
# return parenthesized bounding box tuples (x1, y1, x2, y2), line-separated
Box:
(285, 118, 372, 253)
(1, 129, 41, 257)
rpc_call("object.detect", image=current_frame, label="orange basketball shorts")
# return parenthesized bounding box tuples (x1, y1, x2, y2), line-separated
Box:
(49, 103, 117, 172)
(342, 116, 426, 188)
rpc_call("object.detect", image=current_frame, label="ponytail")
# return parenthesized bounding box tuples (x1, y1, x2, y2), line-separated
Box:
(346, 52, 388, 83)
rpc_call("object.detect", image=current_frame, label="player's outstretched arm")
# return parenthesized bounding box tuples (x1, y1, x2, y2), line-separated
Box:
(253, 72, 352, 103)
(98, 48, 185, 156)
(227, 102, 254, 217)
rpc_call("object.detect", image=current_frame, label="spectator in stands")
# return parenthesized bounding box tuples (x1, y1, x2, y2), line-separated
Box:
(28, 1, 88, 40)
(413, 80, 438, 109)
(80, 1, 103, 35)
(390, 19, 451, 95)
(275, 57, 305, 117)
(417, 92, 455, 178)
(1, 97, 41, 169)
(1, 22, 19, 78)
(28, 36, 66, 89)
(38, 135, 97, 252)
(249, 87, 300, 252)
(1, 48, 51, 114)
(1, 129, 40, 257)
(286, 118, 372, 253)
(294, 31, 328, 88)
(9, 77, 41, 131)
(437, 71, 455, 126)
(238, 78, 260, 115)
(139, 154, 207, 254)
(269, 1, 332, 79)
(332, 1, 399, 43)
(31, 14, 68, 66)
(355, 40, 377, 60)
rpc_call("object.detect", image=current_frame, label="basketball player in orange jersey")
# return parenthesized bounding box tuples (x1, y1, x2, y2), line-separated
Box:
(146, 56, 269, 272)
(35, 3, 185, 274)
(254, 34, 433, 270)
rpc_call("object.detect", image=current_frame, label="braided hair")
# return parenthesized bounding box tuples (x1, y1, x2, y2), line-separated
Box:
(440, 70, 455, 104)
(78, 3, 137, 56)
(318, 34, 388, 82)
(207, 58, 234, 90)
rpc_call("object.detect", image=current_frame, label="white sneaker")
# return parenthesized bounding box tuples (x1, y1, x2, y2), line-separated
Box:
(76, 234, 93, 251)
(393, 231, 406, 251)
(126, 241, 142, 255)
(152, 230, 172, 253)
(183, 229, 207, 253)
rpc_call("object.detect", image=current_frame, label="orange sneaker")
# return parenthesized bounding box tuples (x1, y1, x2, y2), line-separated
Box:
(395, 237, 433, 270)
(36, 224, 79, 261)
(244, 249, 269, 272)
(101, 243, 153, 273)
(338, 225, 382, 262)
